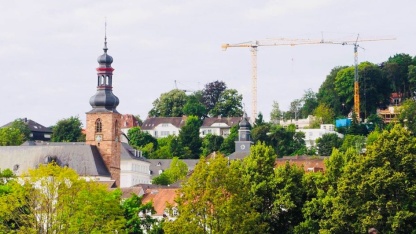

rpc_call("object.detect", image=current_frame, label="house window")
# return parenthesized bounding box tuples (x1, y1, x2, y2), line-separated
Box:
(95, 119, 102, 133)
(172, 207, 179, 216)
(161, 131, 169, 136)
(162, 123, 169, 127)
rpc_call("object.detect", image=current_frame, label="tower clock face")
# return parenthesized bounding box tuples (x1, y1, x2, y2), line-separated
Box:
(95, 135, 102, 142)
(240, 144, 245, 150)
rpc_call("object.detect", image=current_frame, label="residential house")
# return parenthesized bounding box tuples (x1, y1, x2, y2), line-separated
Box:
(279, 115, 316, 129)
(141, 117, 186, 138)
(296, 124, 343, 149)
(141, 187, 179, 221)
(199, 116, 241, 137)
(1, 118, 53, 142)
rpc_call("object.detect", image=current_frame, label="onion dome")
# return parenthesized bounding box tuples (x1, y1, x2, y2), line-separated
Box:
(97, 38, 113, 66)
(89, 89, 119, 112)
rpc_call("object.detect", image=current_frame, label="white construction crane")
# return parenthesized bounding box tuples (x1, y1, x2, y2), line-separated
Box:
(222, 36, 395, 121)
(222, 38, 325, 120)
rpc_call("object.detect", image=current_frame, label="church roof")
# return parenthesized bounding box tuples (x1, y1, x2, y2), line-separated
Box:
(0, 143, 110, 177)
(227, 151, 250, 160)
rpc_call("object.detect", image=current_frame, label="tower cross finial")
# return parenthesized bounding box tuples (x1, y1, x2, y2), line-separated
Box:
(104, 17, 108, 53)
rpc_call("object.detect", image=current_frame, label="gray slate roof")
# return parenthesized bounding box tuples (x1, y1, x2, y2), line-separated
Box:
(201, 117, 241, 127)
(227, 151, 250, 160)
(121, 142, 148, 162)
(0, 143, 110, 177)
(147, 159, 199, 179)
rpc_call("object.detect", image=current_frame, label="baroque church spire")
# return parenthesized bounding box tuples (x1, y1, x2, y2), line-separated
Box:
(88, 24, 119, 113)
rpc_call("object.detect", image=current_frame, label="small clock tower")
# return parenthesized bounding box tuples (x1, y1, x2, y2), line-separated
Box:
(235, 112, 252, 153)
(85, 35, 121, 187)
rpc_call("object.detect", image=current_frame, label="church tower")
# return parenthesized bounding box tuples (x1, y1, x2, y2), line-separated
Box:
(235, 112, 252, 153)
(86, 34, 121, 187)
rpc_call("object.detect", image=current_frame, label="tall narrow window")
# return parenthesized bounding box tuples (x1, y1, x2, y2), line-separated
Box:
(115, 120, 119, 136)
(95, 119, 102, 133)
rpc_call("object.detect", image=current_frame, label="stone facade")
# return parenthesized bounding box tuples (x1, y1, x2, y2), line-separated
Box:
(86, 112, 122, 187)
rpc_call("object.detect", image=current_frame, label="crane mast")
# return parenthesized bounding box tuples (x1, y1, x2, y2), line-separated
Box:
(222, 36, 395, 122)
(353, 44, 360, 118)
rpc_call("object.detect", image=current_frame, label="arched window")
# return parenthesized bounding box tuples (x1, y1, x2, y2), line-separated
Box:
(95, 118, 102, 133)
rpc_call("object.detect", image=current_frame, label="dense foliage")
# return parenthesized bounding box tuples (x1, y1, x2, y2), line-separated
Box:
(165, 125, 416, 233)
(51, 116, 84, 142)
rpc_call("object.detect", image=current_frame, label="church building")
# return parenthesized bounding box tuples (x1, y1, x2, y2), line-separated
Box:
(0, 37, 150, 188)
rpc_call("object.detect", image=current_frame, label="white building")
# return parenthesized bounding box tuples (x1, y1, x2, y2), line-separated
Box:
(199, 116, 241, 137)
(120, 143, 151, 187)
(141, 117, 185, 138)
(296, 124, 343, 149)
(280, 115, 317, 129)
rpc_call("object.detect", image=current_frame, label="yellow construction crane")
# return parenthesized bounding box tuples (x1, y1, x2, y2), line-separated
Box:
(222, 36, 395, 121)
(321, 35, 395, 120)
(222, 38, 323, 120)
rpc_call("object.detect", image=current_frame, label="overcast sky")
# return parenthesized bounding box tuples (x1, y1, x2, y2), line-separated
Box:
(0, 0, 414, 127)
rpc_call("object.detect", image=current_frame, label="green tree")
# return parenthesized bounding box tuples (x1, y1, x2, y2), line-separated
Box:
(201, 134, 224, 156)
(359, 62, 392, 118)
(0, 163, 125, 233)
(398, 98, 416, 135)
(219, 124, 238, 155)
(313, 103, 335, 125)
(121, 193, 156, 233)
(164, 155, 264, 233)
(273, 162, 307, 233)
(270, 101, 283, 124)
(128, 127, 158, 151)
(51, 116, 84, 142)
(0, 127, 25, 146)
(300, 89, 318, 119)
(9, 119, 31, 141)
(148, 89, 188, 117)
(320, 125, 416, 233)
(339, 134, 366, 153)
(251, 124, 271, 145)
(209, 89, 243, 117)
(268, 124, 307, 157)
(178, 116, 202, 158)
(241, 142, 277, 232)
(383, 53, 414, 98)
(153, 157, 188, 185)
(317, 66, 347, 116)
(183, 92, 207, 119)
(408, 64, 416, 95)
(316, 133, 342, 156)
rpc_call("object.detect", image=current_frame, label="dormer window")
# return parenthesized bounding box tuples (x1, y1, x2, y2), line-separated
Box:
(95, 119, 102, 133)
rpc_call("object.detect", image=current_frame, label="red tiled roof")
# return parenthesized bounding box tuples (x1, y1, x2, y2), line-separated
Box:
(142, 188, 179, 215)
(275, 156, 327, 171)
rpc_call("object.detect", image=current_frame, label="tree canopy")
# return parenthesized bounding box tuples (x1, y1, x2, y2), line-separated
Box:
(0, 163, 125, 233)
(51, 116, 84, 142)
